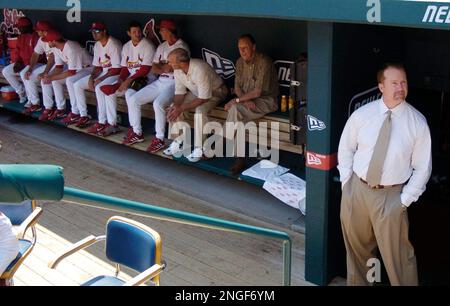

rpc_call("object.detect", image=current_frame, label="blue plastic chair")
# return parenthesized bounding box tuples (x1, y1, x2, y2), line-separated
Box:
(0, 200, 43, 283)
(49, 216, 165, 286)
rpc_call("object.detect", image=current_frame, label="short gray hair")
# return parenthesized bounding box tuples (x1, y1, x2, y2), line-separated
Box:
(168, 48, 190, 63)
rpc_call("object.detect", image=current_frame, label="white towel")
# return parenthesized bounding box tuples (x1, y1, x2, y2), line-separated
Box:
(242, 160, 289, 182)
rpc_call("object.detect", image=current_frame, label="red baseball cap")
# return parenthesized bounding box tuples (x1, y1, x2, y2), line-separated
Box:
(34, 20, 52, 32)
(17, 17, 32, 28)
(158, 19, 177, 32)
(42, 29, 62, 42)
(89, 21, 107, 32)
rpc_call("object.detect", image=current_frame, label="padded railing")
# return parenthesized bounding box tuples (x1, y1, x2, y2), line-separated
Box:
(0, 164, 291, 285)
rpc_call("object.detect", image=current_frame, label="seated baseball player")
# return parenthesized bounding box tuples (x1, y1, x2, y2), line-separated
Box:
(223, 34, 279, 174)
(164, 48, 228, 162)
(1, 17, 42, 105)
(39, 30, 93, 121)
(22, 20, 55, 114)
(71, 21, 122, 131)
(124, 19, 190, 151)
(100, 20, 156, 138)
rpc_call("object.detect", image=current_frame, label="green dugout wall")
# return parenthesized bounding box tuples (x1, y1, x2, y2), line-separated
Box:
(2, 0, 450, 285)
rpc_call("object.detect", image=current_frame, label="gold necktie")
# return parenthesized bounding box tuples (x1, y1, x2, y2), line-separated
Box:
(366, 110, 392, 187)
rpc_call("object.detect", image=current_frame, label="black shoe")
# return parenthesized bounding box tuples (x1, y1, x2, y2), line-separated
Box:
(230, 158, 246, 176)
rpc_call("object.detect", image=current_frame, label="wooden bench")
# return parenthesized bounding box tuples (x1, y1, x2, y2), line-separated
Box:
(0, 66, 302, 154)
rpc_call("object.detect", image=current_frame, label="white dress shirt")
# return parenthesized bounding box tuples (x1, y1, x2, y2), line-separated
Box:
(337, 98, 432, 206)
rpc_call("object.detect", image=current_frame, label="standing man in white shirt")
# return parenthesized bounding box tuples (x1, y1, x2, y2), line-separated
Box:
(39, 30, 93, 122)
(124, 19, 189, 152)
(163, 48, 228, 162)
(337, 63, 432, 286)
(22, 20, 54, 114)
(100, 20, 156, 138)
(71, 21, 122, 130)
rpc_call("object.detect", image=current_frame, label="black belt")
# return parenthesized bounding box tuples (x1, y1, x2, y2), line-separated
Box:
(359, 177, 403, 189)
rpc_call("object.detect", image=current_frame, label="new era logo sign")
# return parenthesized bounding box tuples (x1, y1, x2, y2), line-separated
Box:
(274, 60, 294, 88)
(307, 152, 322, 166)
(202, 48, 235, 79)
(306, 151, 337, 171)
(307, 115, 326, 131)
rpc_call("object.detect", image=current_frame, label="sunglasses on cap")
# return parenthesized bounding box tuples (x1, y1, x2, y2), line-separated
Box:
(91, 29, 103, 33)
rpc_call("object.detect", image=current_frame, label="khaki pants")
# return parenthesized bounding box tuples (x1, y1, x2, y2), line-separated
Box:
(340, 173, 418, 286)
(225, 96, 277, 156)
(169, 86, 228, 147)
(226, 96, 277, 124)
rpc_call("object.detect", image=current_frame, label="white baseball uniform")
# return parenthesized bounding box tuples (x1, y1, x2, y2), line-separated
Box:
(20, 37, 55, 106)
(43, 40, 92, 111)
(73, 36, 122, 121)
(126, 39, 189, 137)
(1, 32, 40, 103)
(105, 38, 156, 125)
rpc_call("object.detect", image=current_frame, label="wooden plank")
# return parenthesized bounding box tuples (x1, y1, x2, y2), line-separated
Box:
(14, 223, 134, 286)
(46, 200, 292, 285)
(15, 262, 52, 286)
(167, 248, 249, 285)
(48, 198, 297, 285)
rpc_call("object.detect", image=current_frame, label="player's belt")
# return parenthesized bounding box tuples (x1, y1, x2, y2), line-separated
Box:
(358, 176, 403, 189)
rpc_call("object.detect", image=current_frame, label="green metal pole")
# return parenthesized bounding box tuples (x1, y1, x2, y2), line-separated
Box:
(283, 239, 292, 286)
(305, 22, 334, 285)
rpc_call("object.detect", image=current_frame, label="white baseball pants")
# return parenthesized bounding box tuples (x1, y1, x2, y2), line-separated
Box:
(126, 78, 175, 138)
(1, 63, 27, 97)
(48, 67, 92, 112)
(20, 63, 45, 106)
(40, 67, 60, 110)
(73, 71, 119, 119)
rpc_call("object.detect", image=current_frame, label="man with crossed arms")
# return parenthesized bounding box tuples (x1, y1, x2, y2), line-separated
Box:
(39, 30, 92, 121)
(1, 17, 41, 105)
(22, 20, 54, 114)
